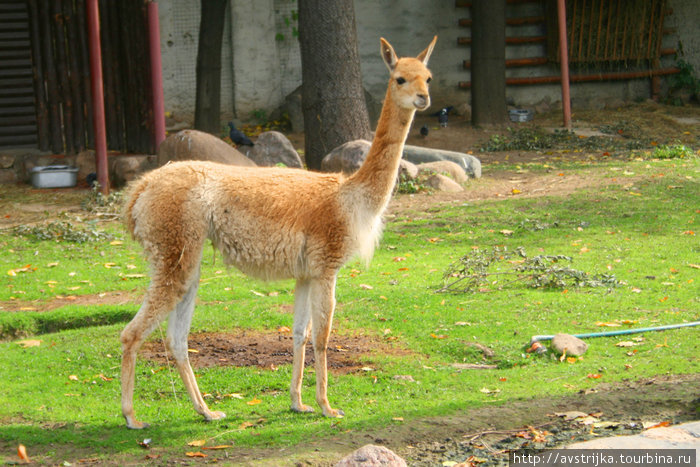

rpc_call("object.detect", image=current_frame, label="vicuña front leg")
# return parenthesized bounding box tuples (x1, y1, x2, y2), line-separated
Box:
(290, 279, 314, 413)
(311, 276, 344, 418)
(166, 273, 225, 422)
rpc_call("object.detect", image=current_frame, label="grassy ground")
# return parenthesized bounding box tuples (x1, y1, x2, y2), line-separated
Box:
(0, 154, 698, 465)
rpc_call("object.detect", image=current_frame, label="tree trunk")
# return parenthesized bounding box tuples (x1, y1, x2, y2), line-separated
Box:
(471, 0, 507, 125)
(194, 0, 227, 134)
(298, 0, 371, 170)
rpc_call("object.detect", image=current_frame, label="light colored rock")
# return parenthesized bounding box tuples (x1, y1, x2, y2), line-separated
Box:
(399, 159, 418, 179)
(0, 154, 15, 169)
(157, 129, 256, 167)
(417, 160, 468, 183)
(551, 333, 588, 356)
(335, 444, 407, 467)
(75, 150, 96, 184)
(321, 139, 371, 174)
(403, 145, 481, 178)
(111, 155, 156, 187)
(240, 131, 302, 168)
(425, 174, 463, 192)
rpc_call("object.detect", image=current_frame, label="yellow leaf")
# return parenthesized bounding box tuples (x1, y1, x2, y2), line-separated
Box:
(68, 375, 79, 381)
(185, 452, 207, 458)
(277, 326, 291, 333)
(239, 421, 254, 429)
(103, 262, 117, 268)
(566, 357, 577, 364)
(16, 339, 42, 348)
(246, 398, 262, 406)
(18, 444, 30, 462)
(202, 445, 233, 450)
(511, 188, 521, 195)
(187, 348, 199, 353)
(392, 417, 404, 422)
(109, 240, 123, 246)
(187, 439, 207, 447)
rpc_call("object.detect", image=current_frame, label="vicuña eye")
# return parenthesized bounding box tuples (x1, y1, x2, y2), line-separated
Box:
(426, 77, 432, 84)
(396, 77, 406, 85)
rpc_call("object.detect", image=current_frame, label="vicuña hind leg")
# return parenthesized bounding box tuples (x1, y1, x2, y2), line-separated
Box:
(121, 279, 186, 429)
(166, 269, 225, 422)
(290, 279, 313, 413)
(310, 276, 344, 418)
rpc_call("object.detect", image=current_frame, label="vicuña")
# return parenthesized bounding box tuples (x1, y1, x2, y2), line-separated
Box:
(120, 36, 437, 428)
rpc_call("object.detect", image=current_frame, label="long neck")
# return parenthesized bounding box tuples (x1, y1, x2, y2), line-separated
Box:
(343, 85, 416, 212)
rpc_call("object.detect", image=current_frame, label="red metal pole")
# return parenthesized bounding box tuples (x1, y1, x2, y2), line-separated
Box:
(557, 0, 572, 129)
(86, 0, 109, 194)
(148, 1, 166, 151)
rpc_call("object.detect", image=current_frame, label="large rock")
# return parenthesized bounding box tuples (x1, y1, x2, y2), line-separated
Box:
(403, 145, 481, 179)
(425, 173, 464, 192)
(335, 444, 407, 467)
(417, 160, 468, 183)
(239, 131, 302, 168)
(551, 333, 588, 356)
(110, 155, 156, 187)
(399, 159, 418, 179)
(157, 129, 256, 167)
(322, 139, 371, 174)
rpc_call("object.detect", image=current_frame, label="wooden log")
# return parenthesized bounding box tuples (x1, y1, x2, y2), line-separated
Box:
(27, 0, 49, 151)
(106, 0, 125, 151)
(98, 0, 120, 150)
(75, 0, 94, 148)
(64, 0, 85, 152)
(52, 0, 75, 155)
(38, 0, 63, 153)
(117, 1, 139, 153)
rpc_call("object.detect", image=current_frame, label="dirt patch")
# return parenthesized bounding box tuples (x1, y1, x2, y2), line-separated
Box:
(140, 330, 412, 374)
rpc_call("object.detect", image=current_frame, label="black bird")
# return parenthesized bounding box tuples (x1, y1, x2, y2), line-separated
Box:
(228, 122, 254, 146)
(86, 172, 98, 187)
(420, 124, 429, 137)
(432, 106, 454, 127)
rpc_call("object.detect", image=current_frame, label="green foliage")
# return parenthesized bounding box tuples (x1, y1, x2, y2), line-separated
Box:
(440, 246, 621, 293)
(665, 59, 700, 105)
(651, 144, 695, 159)
(12, 221, 114, 243)
(396, 172, 430, 194)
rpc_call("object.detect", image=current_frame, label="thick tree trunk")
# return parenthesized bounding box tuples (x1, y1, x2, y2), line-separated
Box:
(471, 0, 507, 125)
(194, 0, 227, 134)
(298, 0, 371, 170)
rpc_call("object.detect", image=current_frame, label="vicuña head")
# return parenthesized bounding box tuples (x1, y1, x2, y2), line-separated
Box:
(381, 36, 436, 111)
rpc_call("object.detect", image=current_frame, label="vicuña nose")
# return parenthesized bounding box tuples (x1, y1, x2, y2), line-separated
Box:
(417, 94, 427, 101)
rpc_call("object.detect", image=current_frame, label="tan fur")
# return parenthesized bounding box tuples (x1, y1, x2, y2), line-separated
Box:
(119, 36, 437, 428)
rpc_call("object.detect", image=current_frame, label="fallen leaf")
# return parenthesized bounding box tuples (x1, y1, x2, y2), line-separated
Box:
(68, 375, 79, 381)
(555, 411, 588, 421)
(615, 341, 639, 347)
(138, 438, 152, 448)
(202, 445, 233, 450)
(500, 229, 514, 236)
(187, 439, 207, 447)
(392, 417, 404, 422)
(18, 444, 30, 462)
(277, 326, 291, 333)
(16, 339, 42, 348)
(185, 452, 207, 458)
(95, 373, 113, 381)
(430, 333, 448, 339)
(359, 284, 373, 290)
(587, 373, 602, 379)
(479, 387, 500, 394)
(239, 421, 254, 430)
(246, 398, 262, 406)
(566, 357, 577, 364)
(109, 240, 123, 246)
(511, 188, 521, 195)
(644, 421, 671, 429)
(103, 262, 117, 268)
(596, 321, 621, 327)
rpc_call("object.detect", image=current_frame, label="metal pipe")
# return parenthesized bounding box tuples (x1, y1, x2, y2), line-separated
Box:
(86, 0, 109, 195)
(557, 0, 572, 129)
(148, 1, 166, 152)
(530, 321, 700, 345)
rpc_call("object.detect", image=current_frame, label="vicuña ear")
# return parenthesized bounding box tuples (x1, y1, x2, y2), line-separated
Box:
(380, 37, 398, 72)
(416, 35, 437, 65)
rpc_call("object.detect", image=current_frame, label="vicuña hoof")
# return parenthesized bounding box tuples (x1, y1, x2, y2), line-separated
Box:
(323, 408, 345, 418)
(204, 410, 227, 421)
(291, 404, 315, 414)
(126, 419, 150, 430)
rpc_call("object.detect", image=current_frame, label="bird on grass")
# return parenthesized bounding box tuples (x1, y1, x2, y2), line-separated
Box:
(228, 122, 254, 146)
(419, 124, 429, 137)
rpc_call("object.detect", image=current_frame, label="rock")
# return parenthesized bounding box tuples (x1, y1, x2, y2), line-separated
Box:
(239, 131, 302, 168)
(0, 154, 15, 170)
(157, 129, 256, 167)
(75, 150, 96, 185)
(399, 159, 418, 179)
(417, 161, 468, 184)
(403, 145, 481, 179)
(551, 333, 588, 356)
(425, 174, 463, 192)
(335, 444, 407, 467)
(110, 155, 156, 187)
(321, 139, 371, 174)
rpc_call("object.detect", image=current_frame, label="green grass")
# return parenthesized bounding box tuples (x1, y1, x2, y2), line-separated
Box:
(0, 157, 698, 464)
